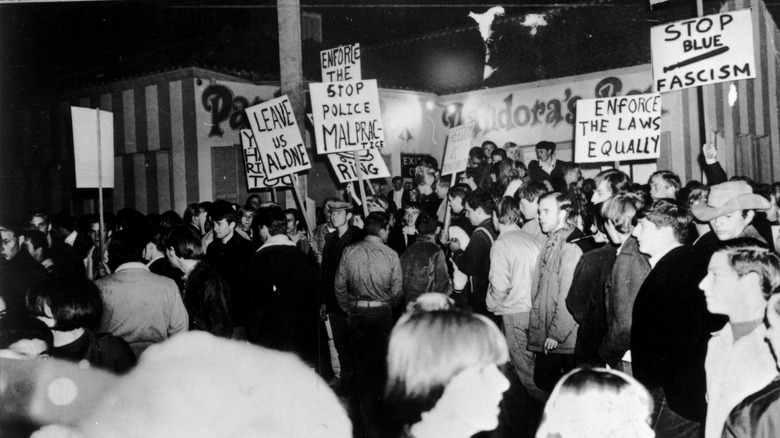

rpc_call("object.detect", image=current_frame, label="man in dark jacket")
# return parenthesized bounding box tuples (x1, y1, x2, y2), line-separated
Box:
(527, 141, 569, 193)
(0, 224, 48, 312)
(631, 199, 721, 437)
(245, 207, 319, 365)
(450, 191, 498, 319)
(206, 200, 257, 338)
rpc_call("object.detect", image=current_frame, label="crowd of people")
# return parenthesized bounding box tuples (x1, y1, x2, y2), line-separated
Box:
(3, 138, 780, 438)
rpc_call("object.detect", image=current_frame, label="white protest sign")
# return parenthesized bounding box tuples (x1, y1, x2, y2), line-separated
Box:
(441, 122, 476, 176)
(326, 149, 390, 184)
(321, 43, 361, 82)
(652, 9, 755, 93)
(245, 95, 311, 180)
(239, 129, 293, 189)
(310, 79, 385, 155)
(574, 94, 661, 163)
(71, 107, 114, 188)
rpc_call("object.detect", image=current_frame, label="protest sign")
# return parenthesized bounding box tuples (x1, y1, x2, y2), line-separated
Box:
(651, 9, 755, 93)
(239, 129, 293, 189)
(327, 149, 390, 184)
(310, 79, 385, 155)
(245, 95, 311, 180)
(574, 93, 662, 163)
(71, 107, 114, 188)
(401, 154, 431, 178)
(441, 122, 476, 176)
(321, 43, 361, 82)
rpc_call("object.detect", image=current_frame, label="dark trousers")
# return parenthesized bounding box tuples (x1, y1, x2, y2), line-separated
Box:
(649, 387, 701, 438)
(328, 311, 354, 392)
(348, 306, 394, 438)
(533, 352, 575, 391)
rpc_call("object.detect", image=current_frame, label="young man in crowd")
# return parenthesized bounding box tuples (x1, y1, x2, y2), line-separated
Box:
(528, 192, 582, 391)
(1, 224, 49, 314)
(450, 191, 499, 319)
(400, 210, 452, 305)
(597, 193, 650, 371)
(631, 199, 718, 437)
(527, 141, 569, 192)
(517, 181, 549, 244)
(206, 200, 257, 338)
(165, 225, 232, 338)
(488, 196, 545, 401)
(245, 206, 319, 366)
(387, 176, 410, 218)
(691, 180, 771, 245)
(445, 184, 474, 237)
(96, 229, 188, 358)
(334, 211, 402, 438)
(699, 239, 779, 438)
(648, 170, 682, 201)
(388, 202, 420, 255)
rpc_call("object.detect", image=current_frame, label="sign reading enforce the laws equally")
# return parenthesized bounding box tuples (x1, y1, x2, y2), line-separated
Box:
(245, 95, 311, 180)
(651, 9, 755, 93)
(327, 149, 390, 184)
(239, 129, 293, 189)
(310, 79, 385, 155)
(574, 94, 661, 163)
(441, 122, 476, 176)
(321, 43, 361, 83)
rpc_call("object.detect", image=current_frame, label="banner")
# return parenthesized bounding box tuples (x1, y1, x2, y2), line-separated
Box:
(71, 107, 114, 188)
(239, 129, 293, 189)
(441, 122, 476, 176)
(327, 149, 390, 183)
(651, 9, 755, 93)
(310, 79, 386, 154)
(245, 95, 311, 180)
(574, 94, 662, 163)
(321, 43, 361, 82)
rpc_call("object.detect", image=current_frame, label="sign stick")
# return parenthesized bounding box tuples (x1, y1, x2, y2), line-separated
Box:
(96, 109, 105, 279)
(366, 180, 376, 195)
(696, 0, 712, 173)
(271, 188, 277, 204)
(353, 150, 369, 217)
(291, 175, 314, 234)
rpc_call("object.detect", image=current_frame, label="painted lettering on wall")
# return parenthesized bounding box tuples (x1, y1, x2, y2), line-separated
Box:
(201, 84, 264, 137)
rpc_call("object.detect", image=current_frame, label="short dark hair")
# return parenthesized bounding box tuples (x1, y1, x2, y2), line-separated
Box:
(108, 229, 144, 271)
(638, 199, 691, 243)
(447, 184, 472, 201)
(468, 147, 485, 161)
(535, 141, 556, 152)
(260, 208, 288, 236)
(594, 169, 632, 196)
(392, 176, 403, 184)
(415, 211, 439, 236)
(143, 227, 167, 252)
(116, 208, 147, 231)
(209, 200, 238, 224)
(21, 229, 48, 252)
(562, 163, 580, 176)
(27, 277, 103, 332)
(365, 212, 391, 237)
(465, 191, 495, 216)
(0, 313, 53, 351)
(160, 210, 184, 228)
(491, 149, 507, 160)
(49, 213, 77, 233)
(495, 197, 521, 225)
(163, 225, 202, 260)
(517, 181, 549, 203)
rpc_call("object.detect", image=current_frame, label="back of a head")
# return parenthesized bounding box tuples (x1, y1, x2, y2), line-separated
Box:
(0, 313, 53, 351)
(466, 191, 495, 216)
(385, 309, 508, 428)
(415, 211, 439, 236)
(469, 147, 485, 161)
(595, 169, 632, 196)
(116, 208, 147, 231)
(448, 184, 472, 201)
(601, 193, 645, 235)
(108, 229, 145, 271)
(518, 181, 550, 203)
(27, 276, 103, 332)
(78, 332, 352, 438)
(536, 367, 653, 438)
(256, 206, 287, 236)
(495, 196, 521, 225)
(638, 198, 692, 243)
(365, 212, 390, 237)
(163, 225, 202, 260)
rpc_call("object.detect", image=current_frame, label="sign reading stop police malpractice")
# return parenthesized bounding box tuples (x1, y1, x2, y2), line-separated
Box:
(245, 95, 311, 180)
(575, 94, 661, 163)
(652, 9, 755, 93)
(310, 79, 386, 155)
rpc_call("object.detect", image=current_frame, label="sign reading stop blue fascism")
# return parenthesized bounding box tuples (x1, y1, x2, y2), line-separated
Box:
(652, 9, 755, 93)
(310, 79, 386, 155)
(245, 95, 311, 180)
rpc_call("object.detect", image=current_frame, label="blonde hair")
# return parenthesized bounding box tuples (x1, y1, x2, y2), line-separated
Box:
(536, 368, 654, 438)
(385, 309, 508, 427)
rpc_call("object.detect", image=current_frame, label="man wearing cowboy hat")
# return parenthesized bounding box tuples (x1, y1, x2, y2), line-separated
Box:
(690, 181, 771, 245)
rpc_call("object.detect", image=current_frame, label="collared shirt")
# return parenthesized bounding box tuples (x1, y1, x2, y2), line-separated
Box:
(648, 243, 682, 268)
(540, 158, 557, 175)
(334, 235, 403, 312)
(64, 230, 78, 246)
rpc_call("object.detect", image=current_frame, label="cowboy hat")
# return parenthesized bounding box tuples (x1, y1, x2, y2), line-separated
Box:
(690, 181, 770, 222)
